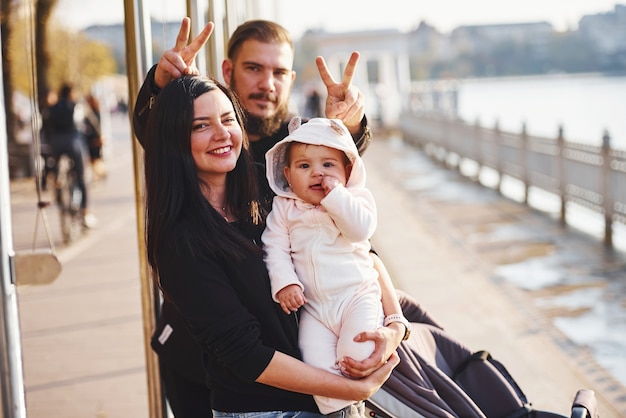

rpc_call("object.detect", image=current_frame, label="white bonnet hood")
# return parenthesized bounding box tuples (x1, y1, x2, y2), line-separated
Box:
(265, 117, 367, 198)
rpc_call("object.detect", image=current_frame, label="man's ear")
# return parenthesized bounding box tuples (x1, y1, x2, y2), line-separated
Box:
(222, 59, 233, 86)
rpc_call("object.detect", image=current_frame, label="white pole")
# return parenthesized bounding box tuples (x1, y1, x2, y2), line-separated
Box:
(0, 27, 28, 418)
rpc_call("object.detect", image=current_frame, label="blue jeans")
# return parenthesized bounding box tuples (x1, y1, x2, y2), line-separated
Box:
(212, 411, 325, 418)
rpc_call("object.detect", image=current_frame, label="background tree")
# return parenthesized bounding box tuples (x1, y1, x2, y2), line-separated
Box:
(35, 0, 56, 111)
(1, 0, 116, 177)
(1, 0, 18, 147)
(10, 17, 116, 98)
(44, 27, 117, 95)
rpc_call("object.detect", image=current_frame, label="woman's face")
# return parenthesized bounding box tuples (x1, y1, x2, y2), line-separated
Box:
(190, 89, 243, 182)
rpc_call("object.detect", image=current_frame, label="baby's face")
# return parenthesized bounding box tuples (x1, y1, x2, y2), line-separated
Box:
(284, 143, 349, 205)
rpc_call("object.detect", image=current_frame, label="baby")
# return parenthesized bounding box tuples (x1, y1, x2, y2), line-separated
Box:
(262, 117, 388, 415)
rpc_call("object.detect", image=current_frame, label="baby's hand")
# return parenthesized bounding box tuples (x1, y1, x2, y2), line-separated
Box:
(322, 175, 342, 194)
(277, 284, 307, 314)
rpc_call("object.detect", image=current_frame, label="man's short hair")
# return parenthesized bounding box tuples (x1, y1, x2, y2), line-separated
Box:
(227, 20, 294, 60)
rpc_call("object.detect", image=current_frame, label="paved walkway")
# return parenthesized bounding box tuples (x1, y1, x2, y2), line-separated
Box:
(8, 116, 626, 417)
(11, 114, 149, 418)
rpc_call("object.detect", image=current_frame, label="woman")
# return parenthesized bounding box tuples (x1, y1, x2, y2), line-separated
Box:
(142, 75, 399, 417)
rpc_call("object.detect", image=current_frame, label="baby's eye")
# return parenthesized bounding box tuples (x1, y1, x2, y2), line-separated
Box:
(297, 163, 309, 169)
(323, 162, 335, 168)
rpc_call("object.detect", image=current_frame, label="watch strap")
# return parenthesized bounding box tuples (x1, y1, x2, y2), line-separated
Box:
(384, 314, 411, 340)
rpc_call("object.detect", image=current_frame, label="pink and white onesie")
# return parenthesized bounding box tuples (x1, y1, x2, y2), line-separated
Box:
(262, 117, 383, 415)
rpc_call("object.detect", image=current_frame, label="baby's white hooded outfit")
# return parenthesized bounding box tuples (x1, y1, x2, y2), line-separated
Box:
(262, 117, 383, 415)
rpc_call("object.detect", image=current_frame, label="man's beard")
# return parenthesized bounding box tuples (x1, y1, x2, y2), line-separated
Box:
(244, 107, 288, 139)
(230, 75, 289, 139)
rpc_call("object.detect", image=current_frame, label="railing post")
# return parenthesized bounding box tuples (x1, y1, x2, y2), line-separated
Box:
(521, 122, 529, 204)
(602, 130, 613, 247)
(481, 118, 497, 184)
(471, 117, 481, 182)
(439, 114, 449, 167)
(495, 120, 503, 193)
(557, 126, 566, 226)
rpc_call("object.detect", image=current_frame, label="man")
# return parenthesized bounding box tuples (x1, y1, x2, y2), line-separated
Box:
(220, 19, 371, 161)
(134, 18, 435, 418)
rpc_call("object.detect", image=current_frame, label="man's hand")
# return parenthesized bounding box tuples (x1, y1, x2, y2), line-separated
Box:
(316, 52, 365, 135)
(276, 284, 307, 314)
(352, 351, 399, 400)
(154, 17, 214, 89)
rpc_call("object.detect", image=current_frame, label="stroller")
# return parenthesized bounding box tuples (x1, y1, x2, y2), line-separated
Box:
(363, 293, 599, 418)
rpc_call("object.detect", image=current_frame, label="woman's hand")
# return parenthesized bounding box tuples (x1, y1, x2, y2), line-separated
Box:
(338, 323, 404, 378)
(155, 18, 214, 89)
(350, 351, 400, 400)
(257, 349, 399, 402)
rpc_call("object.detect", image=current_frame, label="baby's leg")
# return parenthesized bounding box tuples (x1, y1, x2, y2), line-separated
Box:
(299, 311, 354, 414)
(337, 290, 383, 363)
(298, 311, 338, 372)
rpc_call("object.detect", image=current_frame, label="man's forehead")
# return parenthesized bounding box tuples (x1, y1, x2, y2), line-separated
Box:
(236, 39, 294, 69)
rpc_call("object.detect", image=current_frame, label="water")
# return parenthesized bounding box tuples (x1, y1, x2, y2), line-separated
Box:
(455, 73, 626, 150)
(444, 73, 626, 388)
(454, 72, 626, 251)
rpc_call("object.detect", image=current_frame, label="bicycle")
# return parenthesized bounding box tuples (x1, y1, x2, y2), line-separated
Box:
(54, 154, 84, 244)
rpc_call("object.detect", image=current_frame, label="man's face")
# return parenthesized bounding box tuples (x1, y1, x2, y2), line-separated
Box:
(223, 39, 296, 139)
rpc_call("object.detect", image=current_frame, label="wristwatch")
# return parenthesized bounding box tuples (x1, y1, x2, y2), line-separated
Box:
(384, 314, 412, 341)
(353, 116, 372, 153)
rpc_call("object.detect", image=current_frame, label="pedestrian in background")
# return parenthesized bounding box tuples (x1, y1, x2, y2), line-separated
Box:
(304, 88, 322, 118)
(82, 94, 107, 181)
(47, 82, 97, 228)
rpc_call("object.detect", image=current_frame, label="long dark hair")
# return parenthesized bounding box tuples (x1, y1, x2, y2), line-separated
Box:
(143, 75, 264, 278)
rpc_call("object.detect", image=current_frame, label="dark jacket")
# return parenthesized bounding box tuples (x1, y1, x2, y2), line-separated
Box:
(156, 218, 317, 412)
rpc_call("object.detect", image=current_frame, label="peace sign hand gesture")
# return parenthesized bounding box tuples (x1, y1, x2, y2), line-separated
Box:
(154, 17, 214, 89)
(316, 52, 365, 135)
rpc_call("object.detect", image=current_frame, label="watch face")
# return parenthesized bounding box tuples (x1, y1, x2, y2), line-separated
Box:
(403, 321, 411, 340)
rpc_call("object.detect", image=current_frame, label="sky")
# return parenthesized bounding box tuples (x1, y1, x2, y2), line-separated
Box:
(55, 0, 622, 38)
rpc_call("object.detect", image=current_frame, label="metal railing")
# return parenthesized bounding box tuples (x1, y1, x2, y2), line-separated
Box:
(399, 112, 626, 247)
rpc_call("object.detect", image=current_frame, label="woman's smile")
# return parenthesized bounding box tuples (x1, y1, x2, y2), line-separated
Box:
(210, 145, 233, 155)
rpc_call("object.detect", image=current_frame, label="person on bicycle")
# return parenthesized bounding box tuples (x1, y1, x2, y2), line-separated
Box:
(46, 82, 97, 228)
